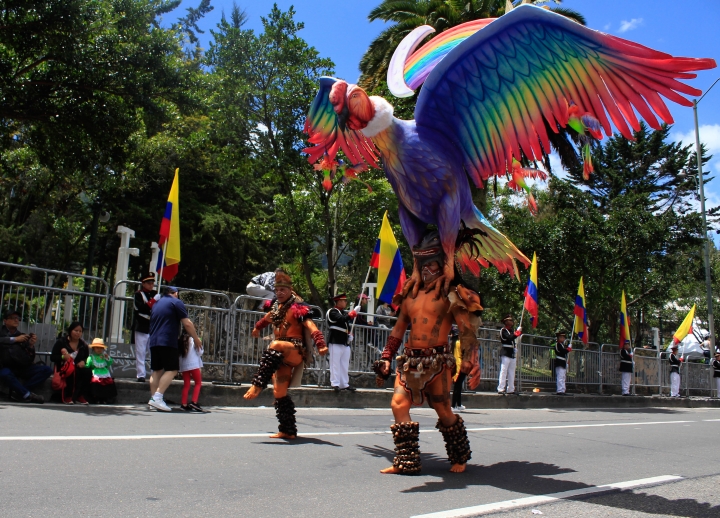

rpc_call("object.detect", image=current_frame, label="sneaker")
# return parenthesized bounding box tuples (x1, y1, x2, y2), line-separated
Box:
(180, 404, 192, 412)
(188, 402, 204, 412)
(149, 397, 172, 412)
(136, 377, 145, 383)
(25, 393, 44, 404)
(75, 396, 89, 405)
(456, 404, 466, 411)
(64, 400, 74, 405)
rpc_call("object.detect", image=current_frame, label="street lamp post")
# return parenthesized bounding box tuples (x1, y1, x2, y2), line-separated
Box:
(693, 77, 720, 355)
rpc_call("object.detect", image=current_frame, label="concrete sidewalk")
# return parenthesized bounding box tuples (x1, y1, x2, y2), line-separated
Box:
(33, 379, 720, 409)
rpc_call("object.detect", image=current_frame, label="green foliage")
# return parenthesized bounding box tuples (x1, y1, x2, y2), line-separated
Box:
(481, 124, 710, 345)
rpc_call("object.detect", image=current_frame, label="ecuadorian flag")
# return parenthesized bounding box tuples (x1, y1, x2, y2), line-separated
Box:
(574, 277, 589, 345)
(157, 168, 181, 281)
(672, 304, 696, 345)
(370, 212, 406, 304)
(523, 252, 538, 328)
(619, 290, 631, 347)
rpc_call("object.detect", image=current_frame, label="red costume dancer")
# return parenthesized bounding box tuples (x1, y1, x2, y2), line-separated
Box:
(244, 271, 327, 439)
(375, 231, 481, 474)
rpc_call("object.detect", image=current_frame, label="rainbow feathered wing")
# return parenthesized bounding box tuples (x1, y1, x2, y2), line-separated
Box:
(304, 5, 715, 280)
(411, 5, 715, 184)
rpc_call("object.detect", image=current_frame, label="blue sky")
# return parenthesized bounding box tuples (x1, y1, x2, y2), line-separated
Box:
(166, 0, 720, 216)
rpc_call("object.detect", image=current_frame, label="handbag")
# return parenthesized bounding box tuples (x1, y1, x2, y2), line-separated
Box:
(51, 360, 75, 392)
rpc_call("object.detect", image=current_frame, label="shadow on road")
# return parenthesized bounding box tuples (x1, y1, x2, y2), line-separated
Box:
(255, 437, 342, 447)
(378, 458, 719, 517)
(0, 402, 145, 417)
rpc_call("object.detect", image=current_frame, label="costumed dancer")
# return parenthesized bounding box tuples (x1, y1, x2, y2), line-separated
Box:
(374, 232, 481, 474)
(244, 271, 328, 439)
(326, 294, 360, 392)
(712, 351, 720, 398)
(133, 272, 159, 382)
(86, 338, 117, 404)
(552, 330, 571, 395)
(498, 314, 520, 395)
(619, 340, 633, 396)
(669, 344, 682, 397)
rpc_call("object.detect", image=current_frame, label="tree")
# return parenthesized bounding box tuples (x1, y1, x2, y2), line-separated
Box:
(0, 0, 197, 277)
(480, 124, 711, 345)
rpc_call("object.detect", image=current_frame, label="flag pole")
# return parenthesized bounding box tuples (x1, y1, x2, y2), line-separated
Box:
(350, 264, 373, 337)
(157, 240, 168, 292)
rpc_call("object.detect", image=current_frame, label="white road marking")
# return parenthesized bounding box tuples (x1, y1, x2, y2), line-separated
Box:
(0, 419, 699, 441)
(411, 475, 683, 518)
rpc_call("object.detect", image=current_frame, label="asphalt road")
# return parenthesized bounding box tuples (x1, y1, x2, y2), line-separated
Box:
(1, 402, 719, 517)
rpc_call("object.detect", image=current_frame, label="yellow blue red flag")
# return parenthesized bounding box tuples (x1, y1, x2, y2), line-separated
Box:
(573, 277, 589, 345)
(619, 290, 631, 347)
(523, 252, 538, 328)
(370, 211, 406, 304)
(672, 304, 696, 344)
(157, 168, 181, 281)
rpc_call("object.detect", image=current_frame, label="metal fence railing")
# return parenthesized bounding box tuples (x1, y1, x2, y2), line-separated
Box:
(2, 260, 719, 394)
(0, 262, 110, 354)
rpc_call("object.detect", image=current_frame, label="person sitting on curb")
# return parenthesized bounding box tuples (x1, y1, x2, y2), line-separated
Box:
(0, 309, 52, 403)
(50, 321, 91, 404)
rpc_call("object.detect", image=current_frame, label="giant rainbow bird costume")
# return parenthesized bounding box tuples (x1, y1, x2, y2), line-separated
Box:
(304, 5, 715, 290)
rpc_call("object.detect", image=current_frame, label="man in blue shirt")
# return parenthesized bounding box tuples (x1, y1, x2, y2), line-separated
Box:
(147, 286, 202, 411)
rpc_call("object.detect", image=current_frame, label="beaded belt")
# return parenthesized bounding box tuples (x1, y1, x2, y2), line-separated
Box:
(404, 345, 448, 357)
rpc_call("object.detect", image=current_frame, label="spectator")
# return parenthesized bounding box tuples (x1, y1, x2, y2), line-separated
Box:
(86, 338, 117, 404)
(354, 294, 370, 326)
(375, 302, 396, 328)
(0, 309, 51, 403)
(246, 271, 276, 301)
(133, 272, 159, 382)
(147, 286, 202, 412)
(178, 330, 204, 412)
(50, 321, 91, 404)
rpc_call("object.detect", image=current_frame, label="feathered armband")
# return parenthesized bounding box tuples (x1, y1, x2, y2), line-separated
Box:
(311, 330, 326, 350)
(254, 318, 271, 331)
(381, 336, 403, 362)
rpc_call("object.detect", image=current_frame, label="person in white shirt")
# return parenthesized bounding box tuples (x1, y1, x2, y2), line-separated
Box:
(179, 331, 204, 412)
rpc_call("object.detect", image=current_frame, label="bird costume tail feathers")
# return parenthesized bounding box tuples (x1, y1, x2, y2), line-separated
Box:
(456, 206, 530, 280)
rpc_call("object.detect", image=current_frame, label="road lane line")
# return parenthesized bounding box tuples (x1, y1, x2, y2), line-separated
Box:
(0, 419, 699, 441)
(411, 475, 684, 518)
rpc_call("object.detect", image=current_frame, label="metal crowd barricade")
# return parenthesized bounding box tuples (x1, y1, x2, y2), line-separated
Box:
(600, 344, 620, 394)
(107, 281, 234, 379)
(0, 261, 110, 353)
(633, 347, 662, 395)
(477, 327, 503, 387)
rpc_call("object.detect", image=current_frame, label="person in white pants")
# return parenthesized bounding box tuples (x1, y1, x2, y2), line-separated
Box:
(619, 340, 633, 396)
(326, 294, 360, 392)
(497, 314, 520, 394)
(133, 273, 159, 382)
(669, 345, 682, 397)
(712, 351, 720, 398)
(552, 330, 571, 395)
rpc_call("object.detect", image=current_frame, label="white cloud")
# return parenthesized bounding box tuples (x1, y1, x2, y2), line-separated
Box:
(603, 23, 611, 31)
(618, 18, 643, 33)
(672, 124, 720, 155)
